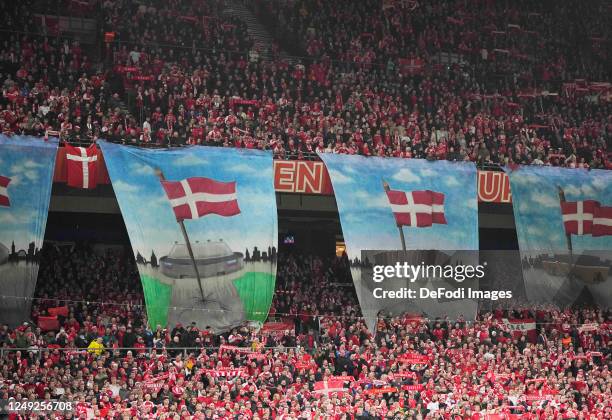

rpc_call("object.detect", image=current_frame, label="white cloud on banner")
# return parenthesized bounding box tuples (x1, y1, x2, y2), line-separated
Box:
(531, 192, 559, 208)
(327, 169, 353, 185)
(420, 167, 436, 178)
(8, 158, 44, 182)
(229, 163, 272, 179)
(391, 168, 421, 183)
(352, 190, 390, 210)
(444, 177, 461, 187)
(130, 162, 154, 176)
(174, 154, 209, 167)
(112, 180, 139, 193)
(0, 209, 36, 226)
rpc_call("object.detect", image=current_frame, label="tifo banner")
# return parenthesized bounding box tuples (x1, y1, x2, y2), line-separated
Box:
(318, 154, 479, 331)
(0, 136, 58, 326)
(506, 165, 612, 308)
(99, 141, 277, 332)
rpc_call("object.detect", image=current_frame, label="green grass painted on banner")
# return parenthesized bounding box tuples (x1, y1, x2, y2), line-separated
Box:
(140, 274, 172, 328)
(233, 272, 275, 322)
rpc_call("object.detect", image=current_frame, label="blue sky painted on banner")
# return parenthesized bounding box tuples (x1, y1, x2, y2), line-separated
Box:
(319, 154, 479, 257)
(0, 136, 57, 251)
(507, 166, 612, 251)
(99, 141, 277, 259)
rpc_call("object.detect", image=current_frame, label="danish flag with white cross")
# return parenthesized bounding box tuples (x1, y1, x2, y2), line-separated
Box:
(385, 189, 447, 227)
(0, 175, 10, 207)
(65, 143, 98, 189)
(561, 200, 612, 237)
(312, 380, 348, 394)
(161, 177, 240, 221)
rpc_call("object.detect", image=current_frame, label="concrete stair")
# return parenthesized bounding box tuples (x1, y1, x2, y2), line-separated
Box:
(222, 0, 297, 63)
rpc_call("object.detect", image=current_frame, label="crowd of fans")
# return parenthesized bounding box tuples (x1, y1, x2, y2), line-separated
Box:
(0, 0, 610, 168)
(0, 246, 609, 418)
(1, 1, 611, 417)
(30, 243, 146, 343)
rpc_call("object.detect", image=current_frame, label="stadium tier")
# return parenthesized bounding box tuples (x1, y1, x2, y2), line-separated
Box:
(0, 0, 610, 167)
(0, 1, 610, 419)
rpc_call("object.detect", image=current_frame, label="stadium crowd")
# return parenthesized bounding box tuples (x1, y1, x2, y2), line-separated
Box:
(0, 247, 610, 418)
(1, 0, 611, 417)
(0, 0, 610, 168)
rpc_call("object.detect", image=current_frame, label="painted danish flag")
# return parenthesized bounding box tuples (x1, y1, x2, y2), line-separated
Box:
(560, 200, 597, 235)
(0, 175, 10, 207)
(385, 189, 447, 227)
(313, 380, 348, 394)
(65, 143, 98, 189)
(560, 200, 612, 237)
(161, 177, 240, 221)
(593, 205, 612, 237)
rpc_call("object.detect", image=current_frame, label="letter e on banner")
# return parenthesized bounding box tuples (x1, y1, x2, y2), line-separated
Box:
(275, 161, 296, 192)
